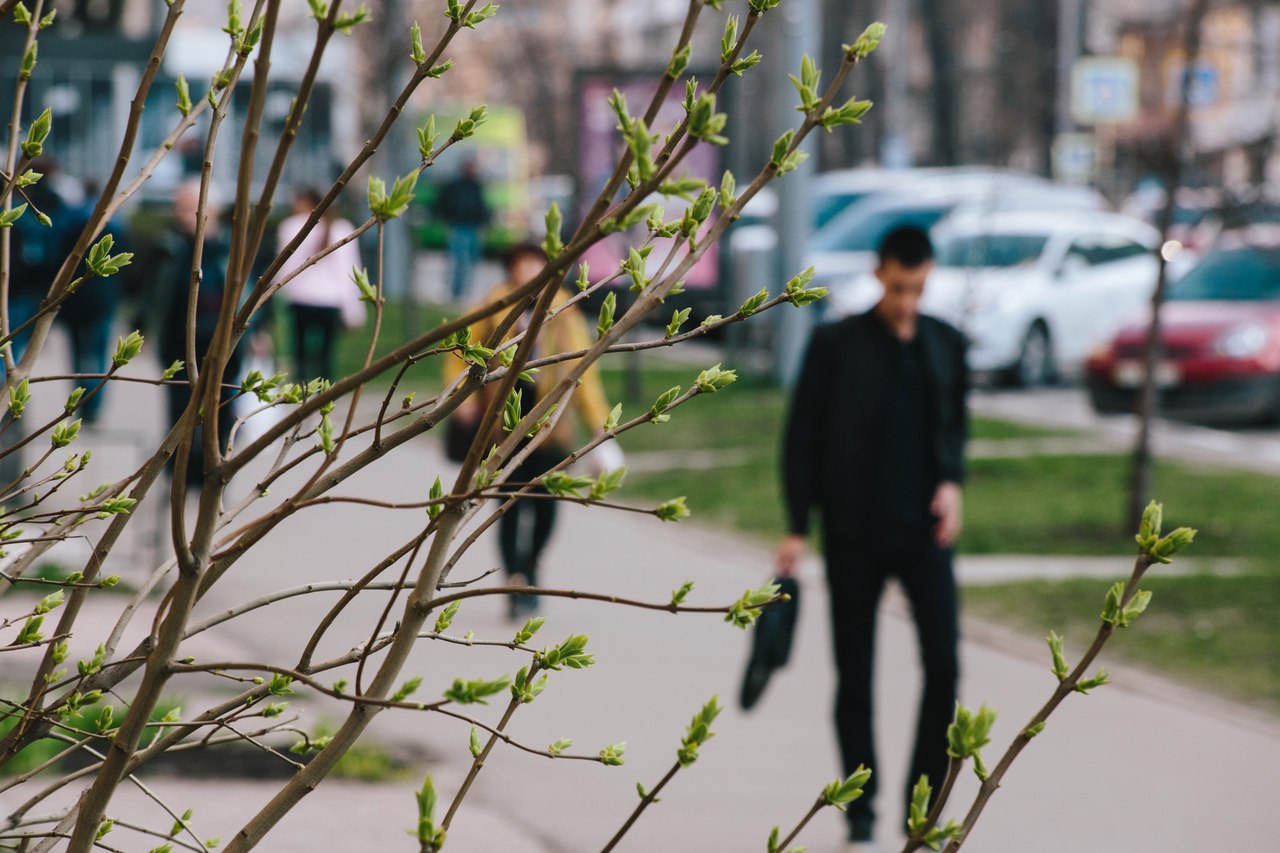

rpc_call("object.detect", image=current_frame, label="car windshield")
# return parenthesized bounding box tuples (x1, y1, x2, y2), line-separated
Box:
(810, 204, 951, 253)
(1167, 247, 1280, 301)
(813, 191, 873, 229)
(936, 233, 1049, 268)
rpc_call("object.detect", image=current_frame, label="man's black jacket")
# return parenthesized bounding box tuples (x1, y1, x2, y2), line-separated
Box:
(782, 308, 968, 537)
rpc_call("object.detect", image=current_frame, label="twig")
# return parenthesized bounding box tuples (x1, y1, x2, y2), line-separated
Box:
(600, 760, 682, 852)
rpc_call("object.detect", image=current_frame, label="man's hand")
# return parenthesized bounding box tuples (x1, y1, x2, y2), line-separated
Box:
(454, 399, 481, 426)
(931, 481, 963, 548)
(776, 534, 806, 577)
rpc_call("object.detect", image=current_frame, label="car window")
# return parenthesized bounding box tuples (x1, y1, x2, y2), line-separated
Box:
(937, 234, 1049, 268)
(1066, 234, 1151, 266)
(810, 204, 951, 253)
(1167, 247, 1280, 301)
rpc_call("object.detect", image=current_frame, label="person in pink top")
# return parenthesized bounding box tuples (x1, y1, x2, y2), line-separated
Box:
(275, 187, 366, 381)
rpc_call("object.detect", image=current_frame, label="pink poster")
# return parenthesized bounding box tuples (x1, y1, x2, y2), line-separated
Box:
(577, 73, 721, 290)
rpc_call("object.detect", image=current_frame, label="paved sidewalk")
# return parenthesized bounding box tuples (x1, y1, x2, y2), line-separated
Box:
(163, 435, 1278, 852)
(4, 343, 1278, 851)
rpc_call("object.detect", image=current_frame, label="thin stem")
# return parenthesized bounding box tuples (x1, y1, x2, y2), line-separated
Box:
(774, 798, 826, 852)
(940, 555, 1154, 851)
(600, 760, 682, 852)
(0, 0, 46, 374)
(439, 664, 538, 832)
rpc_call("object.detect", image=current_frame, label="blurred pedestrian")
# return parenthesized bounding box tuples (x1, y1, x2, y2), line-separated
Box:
(54, 179, 124, 425)
(442, 242, 613, 618)
(274, 186, 365, 382)
(147, 179, 240, 489)
(777, 226, 968, 851)
(4, 157, 69, 370)
(434, 157, 491, 303)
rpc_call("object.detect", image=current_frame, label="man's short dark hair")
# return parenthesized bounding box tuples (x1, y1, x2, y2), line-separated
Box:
(878, 225, 934, 268)
(502, 240, 545, 272)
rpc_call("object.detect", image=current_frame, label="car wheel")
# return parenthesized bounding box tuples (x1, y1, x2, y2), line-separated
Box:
(1016, 323, 1055, 387)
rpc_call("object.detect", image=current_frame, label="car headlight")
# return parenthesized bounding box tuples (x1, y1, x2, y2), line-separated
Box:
(1214, 322, 1270, 359)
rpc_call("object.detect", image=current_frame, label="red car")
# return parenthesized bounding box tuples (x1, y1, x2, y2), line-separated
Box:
(1086, 243, 1280, 423)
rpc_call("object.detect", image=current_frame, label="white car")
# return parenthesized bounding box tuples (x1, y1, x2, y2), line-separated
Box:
(806, 178, 1109, 305)
(826, 211, 1161, 384)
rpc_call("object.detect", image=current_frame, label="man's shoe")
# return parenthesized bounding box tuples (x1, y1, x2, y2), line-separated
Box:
(848, 815, 874, 843)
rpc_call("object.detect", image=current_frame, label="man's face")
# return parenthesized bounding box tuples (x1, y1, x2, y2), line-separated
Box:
(508, 252, 544, 287)
(173, 185, 202, 236)
(874, 258, 932, 326)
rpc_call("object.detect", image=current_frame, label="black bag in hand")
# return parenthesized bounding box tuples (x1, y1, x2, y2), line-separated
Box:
(444, 417, 476, 463)
(739, 576, 800, 711)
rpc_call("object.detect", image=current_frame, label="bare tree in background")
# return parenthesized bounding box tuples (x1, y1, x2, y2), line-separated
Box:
(1128, 0, 1212, 531)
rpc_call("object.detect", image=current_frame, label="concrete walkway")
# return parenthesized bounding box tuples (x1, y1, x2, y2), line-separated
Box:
(4, 341, 1278, 852)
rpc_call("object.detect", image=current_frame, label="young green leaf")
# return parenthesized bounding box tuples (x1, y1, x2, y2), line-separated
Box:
(739, 288, 769, 316)
(649, 386, 681, 420)
(822, 766, 873, 810)
(655, 496, 690, 522)
(444, 675, 512, 705)
(845, 21, 888, 59)
(410, 20, 426, 65)
(463, 2, 499, 28)
(112, 330, 145, 367)
(596, 291, 616, 339)
(392, 676, 423, 703)
(725, 582, 780, 629)
(541, 200, 563, 258)
(907, 774, 932, 834)
(6, 378, 30, 420)
(1047, 630, 1068, 681)
(598, 742, 627, 766)
(50, 419, 82, 449)
(513, 616, 545, 645)
(22, 108, 52, 158)
(427, 476, 444, 520)
(604, 402, 622, 431)
(676, 696, 721, 766)
(434, 601, 461, 633)
(695, 363, 737, 393)
(666, 307, 691, 339)
(0, 204, 29, 228)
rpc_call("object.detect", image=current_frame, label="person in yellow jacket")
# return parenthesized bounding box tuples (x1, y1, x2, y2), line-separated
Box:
(442, 242, 613, 617)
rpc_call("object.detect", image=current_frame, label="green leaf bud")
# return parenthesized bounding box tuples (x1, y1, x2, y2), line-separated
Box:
(845, 21, 887, 59)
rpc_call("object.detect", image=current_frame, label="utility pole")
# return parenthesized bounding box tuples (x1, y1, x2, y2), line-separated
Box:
(881, 0, 910, 169)
(1057, 0, 1084, 139)
(772, 0, 820, 385)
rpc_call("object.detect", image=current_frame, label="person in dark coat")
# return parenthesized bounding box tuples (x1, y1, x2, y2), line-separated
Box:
(777, 226, 968, 851)
(433, 157, 491, 302)
(148, 180, 238, 490)
(55, 180, 125, 425)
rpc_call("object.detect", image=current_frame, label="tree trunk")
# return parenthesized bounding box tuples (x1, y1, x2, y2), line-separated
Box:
(920, 0, 959, 164)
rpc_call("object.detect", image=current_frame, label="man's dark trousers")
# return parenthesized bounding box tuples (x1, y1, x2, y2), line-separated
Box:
(823, 525, 959, 833)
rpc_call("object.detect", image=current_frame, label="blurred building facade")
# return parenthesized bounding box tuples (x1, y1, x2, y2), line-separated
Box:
(9, 0, 1279, 214)
(0, 0, 361, 209)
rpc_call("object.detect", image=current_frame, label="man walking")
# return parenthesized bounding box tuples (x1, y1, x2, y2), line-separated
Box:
(777, 226, 967, 850)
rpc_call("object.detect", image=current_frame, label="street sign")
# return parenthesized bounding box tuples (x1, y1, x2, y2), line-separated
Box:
(1052, 133, 1096, 185)
(1071, 57, 1140, 125)
(1164, 60, 1221, 110)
